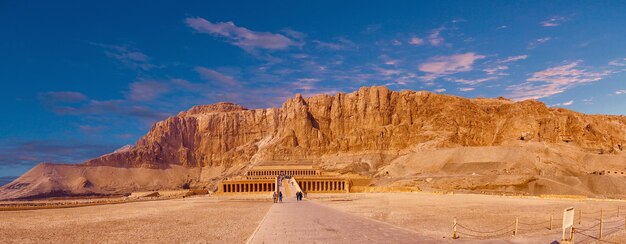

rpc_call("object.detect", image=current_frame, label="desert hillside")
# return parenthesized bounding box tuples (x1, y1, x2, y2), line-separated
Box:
(2, 86, 626, 200)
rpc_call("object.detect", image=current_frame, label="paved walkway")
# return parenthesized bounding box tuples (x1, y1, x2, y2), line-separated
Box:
(247, 180, 434, 243)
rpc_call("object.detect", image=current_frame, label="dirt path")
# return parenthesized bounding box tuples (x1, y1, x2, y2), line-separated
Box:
(248, 183, 437, 243)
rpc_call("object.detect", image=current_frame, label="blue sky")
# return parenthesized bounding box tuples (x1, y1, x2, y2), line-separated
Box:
(1, 1, 626, 177)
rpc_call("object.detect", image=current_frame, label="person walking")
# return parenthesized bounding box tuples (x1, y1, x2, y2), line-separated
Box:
(278, 191, 283, 203)
(272, 191, 277, 203)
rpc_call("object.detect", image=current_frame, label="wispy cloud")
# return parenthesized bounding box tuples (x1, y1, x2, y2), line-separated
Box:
(293, 78, 322, 92)
(38, 92, 87, 103)
(551, 100, 574, 107)
(78, 125, 106, 134)
(418, 52, 486, 82)
(126, 80, 170, 101)
(459, 87, 475, 92)
(0, 140, 119, 167)
(313, 37, 356, 50)
(541, 16, 568, 27)
(90, 42, 156, 70)
(483, 66, 509, 75)
(186, 17, 299, 52)
(428, 27, 445, 46)
(409, 37, 424, 45)
(433, 88, 447, 93)
(616, 90, 626, 95)
(508, 61, 612, 100)
(482, 55, 528, 75)
(528, 37, 552, 49)
(195, 67, 241, 88)
(609, 58, 626, 67)
(363, 24, 382, 33)
(498, 55, 529, 63)
(449, 77, 497, 85)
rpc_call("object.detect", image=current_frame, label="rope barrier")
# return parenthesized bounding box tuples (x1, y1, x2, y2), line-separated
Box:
(576, 221, 602, 231)
(518, 220, 549, 226)
(518, 226, 548, 232)
(456, 222, 515, 234)
(602, 219, 624, 224)
(582, 210, 603, 214)
(452, 208, 626, 241)
(456, 230, 513, 239)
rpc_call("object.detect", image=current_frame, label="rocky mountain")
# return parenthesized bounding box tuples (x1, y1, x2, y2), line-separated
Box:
(2, 86, 626, 200)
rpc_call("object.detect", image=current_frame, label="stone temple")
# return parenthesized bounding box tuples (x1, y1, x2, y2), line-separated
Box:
(217, 162, 350, 194)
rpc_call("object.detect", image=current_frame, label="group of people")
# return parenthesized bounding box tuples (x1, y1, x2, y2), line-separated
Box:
(272, 191, 283, 203)
(272, 190, 305, 203)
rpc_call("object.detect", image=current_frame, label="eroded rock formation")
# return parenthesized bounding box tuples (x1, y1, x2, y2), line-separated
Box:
(2, 86, 626, 200)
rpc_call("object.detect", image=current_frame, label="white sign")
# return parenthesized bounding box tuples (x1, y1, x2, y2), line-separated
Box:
(562, 207, 575, 241)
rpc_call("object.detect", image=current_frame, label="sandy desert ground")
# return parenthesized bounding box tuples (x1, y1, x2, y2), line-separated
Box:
(0, 196, 271, 243)
(2, 193, 626, 243)
(314, 192, 626, 243)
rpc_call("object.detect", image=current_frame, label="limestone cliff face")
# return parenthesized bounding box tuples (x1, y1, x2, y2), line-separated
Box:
(4, 86, 626, 200)
(84, 86, 626, 169)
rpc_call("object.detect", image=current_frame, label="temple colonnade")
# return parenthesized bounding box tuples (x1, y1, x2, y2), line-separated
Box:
(298, 180, 347, 192)
(222, 182, 276, 193)
(246, 170, 319, 177)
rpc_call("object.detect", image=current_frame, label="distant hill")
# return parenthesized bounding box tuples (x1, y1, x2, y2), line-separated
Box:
(0, 176, 17, 187)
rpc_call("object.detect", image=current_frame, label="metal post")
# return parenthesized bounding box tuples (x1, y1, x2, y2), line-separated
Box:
(549, 215, 552, 230)
(578, 209, 582, 224)
(453, 218, 458, 239)
(600, 209, 603, 240)
(514, 217, 519, 236)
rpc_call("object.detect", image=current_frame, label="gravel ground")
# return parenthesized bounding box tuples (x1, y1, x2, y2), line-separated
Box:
(312, 192, 626, 243)
(0, 196, 271, 243)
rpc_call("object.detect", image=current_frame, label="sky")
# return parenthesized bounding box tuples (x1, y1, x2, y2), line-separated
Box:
(1, 1, 626, 177)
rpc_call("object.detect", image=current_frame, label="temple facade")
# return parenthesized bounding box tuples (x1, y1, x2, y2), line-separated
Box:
(217, 165, 349, 194)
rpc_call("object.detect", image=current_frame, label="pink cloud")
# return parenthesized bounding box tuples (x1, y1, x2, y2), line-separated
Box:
(185, 17, 297, 51)
(313, 37, 356, 50)
(483, 66, 509, 75)
(609, 58, 626, 67)
(450, 77, 497, 85)
(38, 91, 87, 103)
(195, 67, 241, 88)
(127, 80, 170, 101)
(418, 52, 486, 81)
(529, 37, 552, 49)
(498, 55, 528, 63)
(507, 61, 612, 100)
(482, 55, 527, 75)
(428, 27, 445, 46)
(90, 42, 156, 70)
(409, 37, 424, 45)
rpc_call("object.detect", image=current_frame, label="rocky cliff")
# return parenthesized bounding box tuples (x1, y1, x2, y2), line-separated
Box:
(85, 86, 626, 168)
(2, 86, 626, 200)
